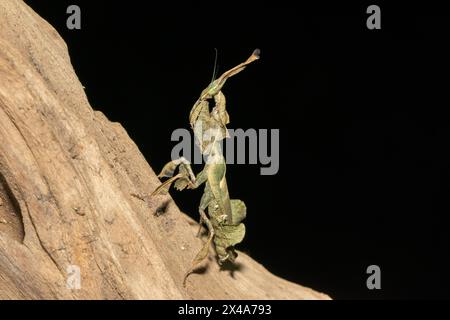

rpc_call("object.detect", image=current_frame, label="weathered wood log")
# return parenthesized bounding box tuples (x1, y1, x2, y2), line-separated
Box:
(0, 0, 330, 299)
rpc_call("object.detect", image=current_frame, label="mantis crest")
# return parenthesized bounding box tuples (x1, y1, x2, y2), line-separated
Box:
(151, 49, 260, 286)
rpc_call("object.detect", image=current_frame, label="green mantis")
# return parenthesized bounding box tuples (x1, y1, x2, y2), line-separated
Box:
(151, 49, 260, 286)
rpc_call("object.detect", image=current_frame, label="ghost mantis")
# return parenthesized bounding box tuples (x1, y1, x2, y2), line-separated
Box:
(152, 49, 260, 286)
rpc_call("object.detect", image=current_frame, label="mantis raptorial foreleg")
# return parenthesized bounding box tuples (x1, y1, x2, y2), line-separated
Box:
(151, 157, 197, 196)
(152, 158, 209, 237)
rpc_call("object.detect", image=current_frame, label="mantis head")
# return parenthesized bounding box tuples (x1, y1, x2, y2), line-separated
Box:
(200, 79, 222, 100)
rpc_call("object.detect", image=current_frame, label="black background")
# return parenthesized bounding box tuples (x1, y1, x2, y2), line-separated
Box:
(24, 1, 450, 299)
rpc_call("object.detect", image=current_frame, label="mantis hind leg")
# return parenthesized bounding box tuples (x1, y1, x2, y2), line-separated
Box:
(183, 191, 215, 286)
(196, 217, 204, 237)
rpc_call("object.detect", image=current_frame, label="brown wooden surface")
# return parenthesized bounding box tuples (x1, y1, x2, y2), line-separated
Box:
(0, 0, 330, 300)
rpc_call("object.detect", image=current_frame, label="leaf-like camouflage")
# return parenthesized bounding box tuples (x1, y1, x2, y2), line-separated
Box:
(152, 49, 260, 286)
(211, 199, 247, 263)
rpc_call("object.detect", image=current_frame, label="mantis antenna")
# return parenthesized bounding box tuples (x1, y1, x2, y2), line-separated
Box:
(210, 48, 219, 83)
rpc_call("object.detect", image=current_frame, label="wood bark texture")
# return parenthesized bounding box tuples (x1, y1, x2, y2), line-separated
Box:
(0, 0, 330, 300)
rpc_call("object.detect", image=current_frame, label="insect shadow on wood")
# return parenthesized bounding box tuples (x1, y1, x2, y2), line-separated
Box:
(219, 259, 243, 279)
(154, 199, 171, 217)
